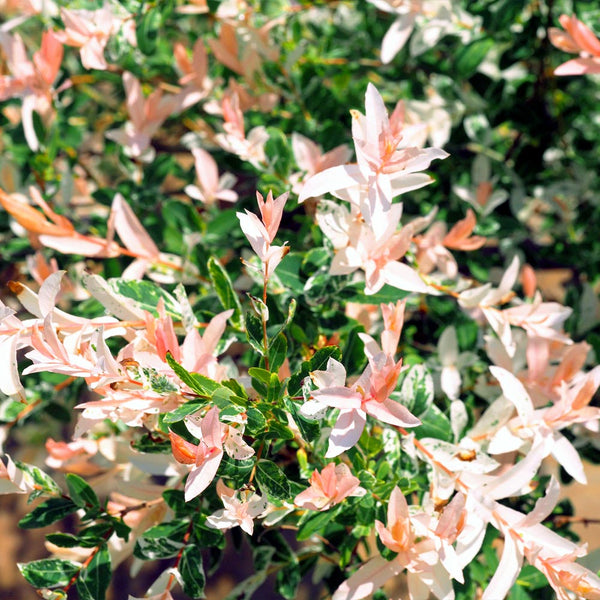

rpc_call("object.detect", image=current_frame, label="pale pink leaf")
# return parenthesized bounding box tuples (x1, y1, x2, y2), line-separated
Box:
(111, 194, 159, 258)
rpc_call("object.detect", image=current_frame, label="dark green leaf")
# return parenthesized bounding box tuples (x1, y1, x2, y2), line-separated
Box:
(191, 521, 226, 550)
(208, 257, 243, 329)
(76, 545, 111, 600)
(275, 558, 301, 599)
(45, 533, 82, 548)
(288, 346, 342, 396)
(268, 332, 287, 373)
(131, 432, 172, 454)
(455, 38, 495, 78)
(18, 558, 79, 588)
(246, 406, 268, 437)
(160, 399, 207, 424)
(219, 455, 254, 487)
(246, 312, 265, 355)
(134, 520, 189, 560)
(297, 510, 336, 541)
(283, 397, 320, 443)
(179, 544, 205, 598)
(255, 460, 290, 499)
(19, 498, 79, 529)
(65, 473, 99, 510)
(136, 7, 161, 55)
(272, 252, 304, 294)
(166, 352, 221, 397)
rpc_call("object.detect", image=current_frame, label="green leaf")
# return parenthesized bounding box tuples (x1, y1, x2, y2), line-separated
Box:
(268, 332, 287, 373)
(248, 367, 271, 396)
(18, 558, 80, 588)
(265, 419, 295, 441)
(272, 252, 304, 294)
(15, 461, 61, 499)
(160, 399, 206, 424)
(219, 456, 254, 487)
(134, 520, 189, 560)
(166, 352, 221, 397)
(270, 299, 297, 341)
(76, 545, 111, 600)
(191, 521, 226, 550)
(267, 372, 283, 403)
(283, 397, 320, 443)
(108, 278, 180, 319)
(297, 510, 335, 541)
(398, 364, 434, 416)
(136, 6, 161, 55)
(514, 565, 549, 590)
(19, 498, 79, 529)
(131, 432, 172, 454)
(246, 406, 268, 437)
(179, 544, 205, 599)
(245, 312, 265, 355)
(415, 404, 452, 441)
(208, 257, 243, 328)
(45, 533, 82, 549)
(288, 346, 342, 396)
(163, 490, 195, 517)
(455, 38, 495, 77)
(275, 559, 301, 599)
(339, 282, 409, 304)
(255, 460, 291, 499)
(65, 473, 100, 510)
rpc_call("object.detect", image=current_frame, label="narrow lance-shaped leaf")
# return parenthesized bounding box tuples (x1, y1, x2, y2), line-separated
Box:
(208, 256, 244, 329)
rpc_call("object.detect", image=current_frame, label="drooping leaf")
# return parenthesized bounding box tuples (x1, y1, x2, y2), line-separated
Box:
(15, 461, 61, 498)
(75, 545, 111, 600)
(19, 498, 79, 529)
(134, 520, 189, 560)
(179, 544, 206, 599)
(18, 558, 80, 589)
